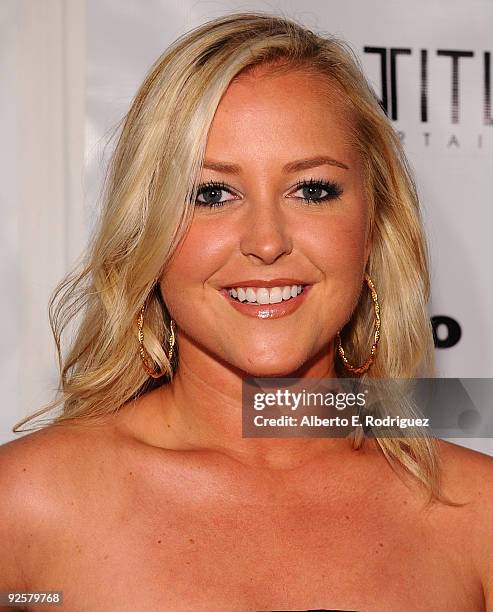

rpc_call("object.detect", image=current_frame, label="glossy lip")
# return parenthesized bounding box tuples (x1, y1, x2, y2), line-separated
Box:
(219, 284, 313, 319)
(222, 278, 310, 289)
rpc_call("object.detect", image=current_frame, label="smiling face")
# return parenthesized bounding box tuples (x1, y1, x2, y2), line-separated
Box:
(160, 65, 371, 377)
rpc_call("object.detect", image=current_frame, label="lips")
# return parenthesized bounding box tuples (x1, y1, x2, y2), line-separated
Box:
(221, 278, 309, 289)
(219, 284, 313, 319)
(230, 284, 304, 304)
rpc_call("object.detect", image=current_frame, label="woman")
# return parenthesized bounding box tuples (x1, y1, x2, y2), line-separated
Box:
(1, 11, 492, 611)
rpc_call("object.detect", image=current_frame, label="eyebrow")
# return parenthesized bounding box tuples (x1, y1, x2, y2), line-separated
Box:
(202, 156, 350, 174)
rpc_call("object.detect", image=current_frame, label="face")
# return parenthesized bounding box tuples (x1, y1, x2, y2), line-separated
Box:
(160, 66, 371, 377)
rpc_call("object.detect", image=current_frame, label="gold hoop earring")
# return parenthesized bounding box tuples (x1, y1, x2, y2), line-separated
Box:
(137, 302, 175, 379)
(337, 273, 381, 375)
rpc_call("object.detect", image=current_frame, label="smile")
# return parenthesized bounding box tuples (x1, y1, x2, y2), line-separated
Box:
(219, 284, 312, 319)
(228, 284, 304, 304)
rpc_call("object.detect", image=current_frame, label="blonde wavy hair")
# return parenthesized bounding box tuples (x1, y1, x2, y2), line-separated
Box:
(15, 11, 450, 504)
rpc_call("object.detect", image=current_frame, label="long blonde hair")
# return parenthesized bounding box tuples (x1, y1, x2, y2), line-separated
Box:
(15, 11, 449, 503)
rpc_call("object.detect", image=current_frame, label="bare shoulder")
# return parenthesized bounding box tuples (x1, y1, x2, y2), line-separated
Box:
(435, 439, 493, 606)
(0, 418, 120, 489)
(436, 439, 493, 495)
(0, 419, 121, 588)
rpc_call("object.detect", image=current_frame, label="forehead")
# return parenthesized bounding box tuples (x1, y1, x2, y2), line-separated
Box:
(206, 67, 357, 164)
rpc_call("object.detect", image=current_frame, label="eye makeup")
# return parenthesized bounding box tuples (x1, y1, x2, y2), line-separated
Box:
(195, 177, 344, 208)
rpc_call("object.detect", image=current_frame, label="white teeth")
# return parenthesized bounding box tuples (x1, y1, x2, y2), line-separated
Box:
(282, 286, 291, 300)
(227, 284, 307, 304)
(245, 288, 257, 303)
(256, 288, 270, 304)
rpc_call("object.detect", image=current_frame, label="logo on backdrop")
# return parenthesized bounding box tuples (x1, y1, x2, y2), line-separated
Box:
(431, 315, 462, 349)
(364, 47, 492, 151)
(364, 48, 471, 349)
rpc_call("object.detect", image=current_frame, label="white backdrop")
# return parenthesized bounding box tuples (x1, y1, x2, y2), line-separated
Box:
(3, 0, 493, 455)
(1, 0, 85, 444)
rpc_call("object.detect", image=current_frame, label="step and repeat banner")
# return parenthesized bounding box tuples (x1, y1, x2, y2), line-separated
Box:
(85, 0, 492, 452)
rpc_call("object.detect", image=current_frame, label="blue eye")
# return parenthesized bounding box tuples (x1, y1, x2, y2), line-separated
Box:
(290, 178, 343, 203)
(195, 181, 237, 208)
(194, 178, 344, 208)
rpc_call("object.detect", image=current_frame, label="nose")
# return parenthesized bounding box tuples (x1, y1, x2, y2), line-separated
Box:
(239, 198, 293, 265)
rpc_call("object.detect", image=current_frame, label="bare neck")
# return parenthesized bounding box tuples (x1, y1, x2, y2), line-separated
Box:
(125, 333, 359, 471)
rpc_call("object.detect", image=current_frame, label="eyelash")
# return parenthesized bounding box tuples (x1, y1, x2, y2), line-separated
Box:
(194, 178, 344, 208)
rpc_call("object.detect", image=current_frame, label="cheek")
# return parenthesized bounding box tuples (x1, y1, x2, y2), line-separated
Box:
(304, 210, 368, 273)
(159, 221, 229, 306)
(302, 208, 369, 330)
